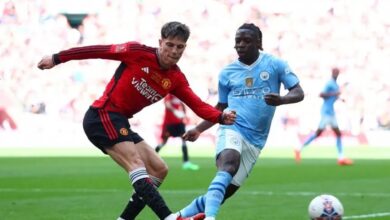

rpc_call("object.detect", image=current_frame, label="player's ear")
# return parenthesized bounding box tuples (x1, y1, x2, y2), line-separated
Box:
(256, 39, 262, 49)
(158, 39, 163, 47)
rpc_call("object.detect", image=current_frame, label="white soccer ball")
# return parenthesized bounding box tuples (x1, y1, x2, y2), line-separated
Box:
(308, 194, 344, 220)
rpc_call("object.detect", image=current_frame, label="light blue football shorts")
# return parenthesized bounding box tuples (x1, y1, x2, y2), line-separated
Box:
(216, 128, 261, 186)
(318, 115, 339, 129)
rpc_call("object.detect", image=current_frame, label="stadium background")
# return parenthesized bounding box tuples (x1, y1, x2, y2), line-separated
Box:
(1, 1, 390, 220)
(1, 0, 389, 152)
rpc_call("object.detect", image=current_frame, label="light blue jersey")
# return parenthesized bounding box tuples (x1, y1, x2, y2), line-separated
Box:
(218, 52, 299, 149)
(321, 79, 339, 116)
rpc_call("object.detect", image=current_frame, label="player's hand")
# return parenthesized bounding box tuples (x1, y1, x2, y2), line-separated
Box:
(220, 110, 236, 125)
(182, 128, 201, 142)
(264, 93, 283, 106)
(37, 55, 55, 70)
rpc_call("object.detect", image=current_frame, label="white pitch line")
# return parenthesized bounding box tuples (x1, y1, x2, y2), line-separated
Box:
(2, 188, 389, 219)
(344, 212, 390, 219)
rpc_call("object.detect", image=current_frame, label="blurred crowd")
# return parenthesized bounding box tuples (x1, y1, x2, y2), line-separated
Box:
(1, 0, 389, 133)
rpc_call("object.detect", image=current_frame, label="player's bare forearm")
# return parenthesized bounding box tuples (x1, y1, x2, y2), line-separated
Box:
(195, 120, 216, 133)
(282, 84, 304, 104)
(320, 91, 340, 98)
(264, 84, 304, 106)
(196, 102, 229, 132)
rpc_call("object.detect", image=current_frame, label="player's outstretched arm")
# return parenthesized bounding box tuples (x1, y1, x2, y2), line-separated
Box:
(182, 128, 201, 142)
(183, 109, 236, 142)
(37, 55, 55, 70)
(264, 83, 304, 106)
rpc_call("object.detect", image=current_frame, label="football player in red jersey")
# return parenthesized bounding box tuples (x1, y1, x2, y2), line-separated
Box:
(37, 21, 236, 220)
(155, 94, 200, 171)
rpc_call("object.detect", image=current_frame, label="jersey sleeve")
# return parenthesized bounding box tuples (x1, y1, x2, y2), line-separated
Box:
(53, 42, 140, 64)
(275, 59, 300, 90)
(218, 69, 230, 104)
(171, 75, 222, 123)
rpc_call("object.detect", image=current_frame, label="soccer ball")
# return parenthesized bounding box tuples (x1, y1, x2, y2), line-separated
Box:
(308, 194, 344, 220)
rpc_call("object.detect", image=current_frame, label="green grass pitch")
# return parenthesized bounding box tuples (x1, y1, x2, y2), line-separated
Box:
(0, 145, 389, 219)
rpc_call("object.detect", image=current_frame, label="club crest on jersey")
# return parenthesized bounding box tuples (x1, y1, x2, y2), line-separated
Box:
(245, 78, 253, 87)
(260, 72, 269, 81)
(161, 78, 171, 90)
(285, 67, 291, 75)
(119, 128, 129, 136)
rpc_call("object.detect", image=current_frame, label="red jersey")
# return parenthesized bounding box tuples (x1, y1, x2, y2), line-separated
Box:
(54, 42, 222, 123)
(163, 94, 185, 125)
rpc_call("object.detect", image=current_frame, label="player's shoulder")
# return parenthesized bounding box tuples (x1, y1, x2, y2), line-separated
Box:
(221, 59, 244, 72)
(261, 52, 285, 64)
(126, 41, 156, 54)
(219, 62, 237, 79)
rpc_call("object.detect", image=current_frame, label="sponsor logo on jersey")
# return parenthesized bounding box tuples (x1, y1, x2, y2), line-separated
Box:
(141, 67, 149, 74)
(232, 87, 266, 100)
(119, 128, 129, 136)
(161, 78, 172, 90)
(245, 78, 253, 87)
(260, 71, 269, 81)
(132, 77, 163, 103)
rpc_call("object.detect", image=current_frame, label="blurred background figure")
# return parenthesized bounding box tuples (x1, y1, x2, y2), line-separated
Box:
(155, 94, 199, 171)
(295, 68, 353, 166)
(0, 81, 18, 131)
(0, 107, 17, 130)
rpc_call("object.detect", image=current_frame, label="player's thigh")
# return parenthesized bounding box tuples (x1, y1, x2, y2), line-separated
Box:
(106, 141, 143, 171)
(231, 142, 261, 186)
(136, 141, 168, 178)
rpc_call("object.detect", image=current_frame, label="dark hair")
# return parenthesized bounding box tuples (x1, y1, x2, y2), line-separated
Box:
(238, 23, 263, 50)
(161, 21, 190, 42)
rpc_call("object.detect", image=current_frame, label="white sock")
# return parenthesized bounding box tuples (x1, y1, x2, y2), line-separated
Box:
(164, 213, 178, 220)
(205, 217, 216, 220)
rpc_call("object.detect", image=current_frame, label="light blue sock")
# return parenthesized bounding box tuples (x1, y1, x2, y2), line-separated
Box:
(336, 136, 343, 159)
(179, 195, 205, 217)
(302, 134, 317, 148)
(204, 171, 232, 218)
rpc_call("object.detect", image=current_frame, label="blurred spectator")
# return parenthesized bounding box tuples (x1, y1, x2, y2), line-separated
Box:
(0, 0, 389, 134)
(0, 107, 17, 130)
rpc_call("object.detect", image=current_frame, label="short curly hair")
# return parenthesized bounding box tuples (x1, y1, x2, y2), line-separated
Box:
(238, 23, 263, 50)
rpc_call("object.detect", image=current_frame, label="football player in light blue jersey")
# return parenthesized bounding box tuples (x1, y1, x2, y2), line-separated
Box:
(295, 68, 353, 166)
(176, 23, 304, 220)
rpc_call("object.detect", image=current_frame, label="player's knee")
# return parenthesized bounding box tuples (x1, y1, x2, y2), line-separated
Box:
(219, 162, 239, 176)
(153, 161, 169, 179)
(159, 163, 169, 178)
